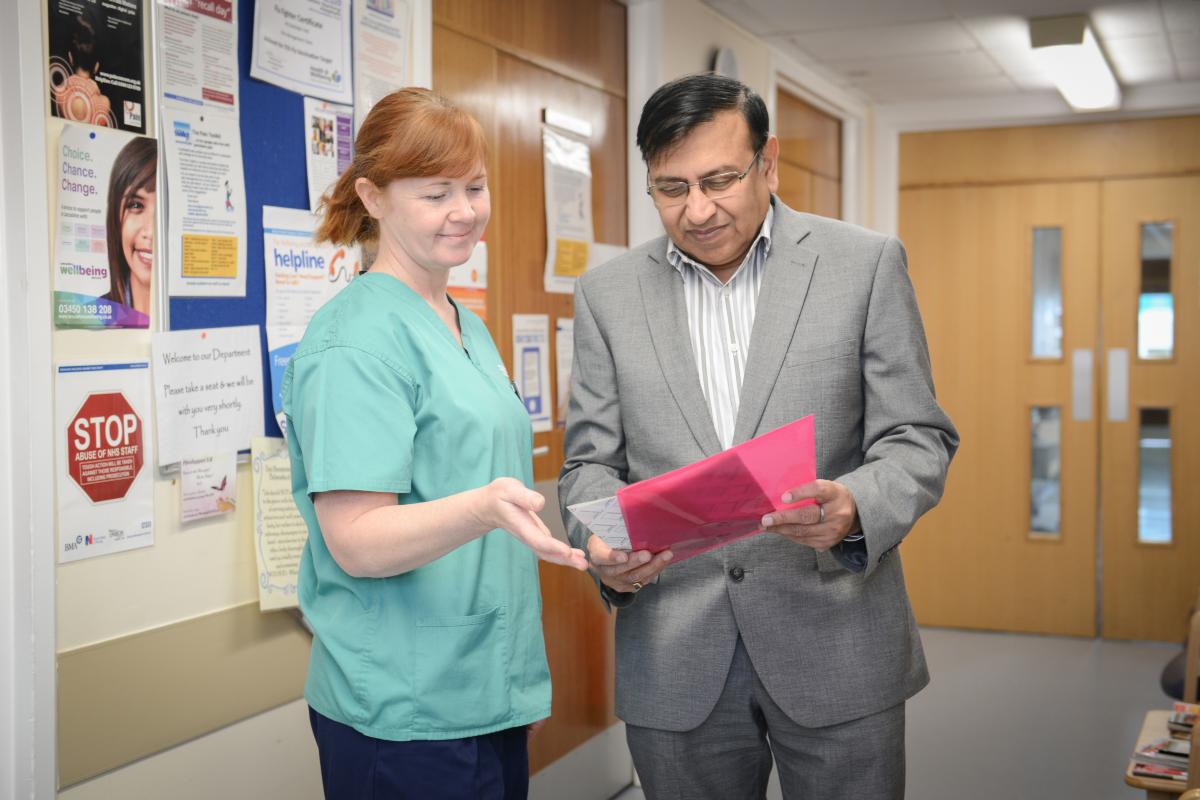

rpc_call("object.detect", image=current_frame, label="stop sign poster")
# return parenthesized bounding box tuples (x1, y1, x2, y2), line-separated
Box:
(55, 362, 155, 563)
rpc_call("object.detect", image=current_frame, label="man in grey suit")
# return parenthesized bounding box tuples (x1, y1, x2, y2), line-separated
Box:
(559, 74, 958, 799)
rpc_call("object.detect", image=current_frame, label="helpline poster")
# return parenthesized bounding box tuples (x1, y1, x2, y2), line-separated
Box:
(55, 123, 157, 329)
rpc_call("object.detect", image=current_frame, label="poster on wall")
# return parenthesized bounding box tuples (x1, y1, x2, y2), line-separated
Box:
(179, 452, 238, 523)
(251, 0, 353, 105)
(555, 317, 573, 428)
(512, 314, 552, 433)
(542, 126, 595, 294)
(352, 0, 410, 130)
(151, 325, 264, 466)
(262, 205, 360, 431)
(56, 361, 155, 563)
(161, 107, 248, 297)
(251, 436, 307, 611)
(303, 97, 354, 211)
(155, 0, 239, 114)
(47, 0, 146, 133)
(54, 123, 157, 329)
(447, 240, 487, 323)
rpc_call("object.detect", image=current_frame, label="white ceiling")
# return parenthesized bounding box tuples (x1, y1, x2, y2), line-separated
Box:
(702, 0, 1200, 106)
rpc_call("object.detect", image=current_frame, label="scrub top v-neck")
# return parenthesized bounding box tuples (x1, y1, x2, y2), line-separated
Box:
(282, 271, 550, 742)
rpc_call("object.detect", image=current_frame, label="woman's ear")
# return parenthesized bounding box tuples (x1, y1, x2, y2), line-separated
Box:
(355, 177, 386, 220)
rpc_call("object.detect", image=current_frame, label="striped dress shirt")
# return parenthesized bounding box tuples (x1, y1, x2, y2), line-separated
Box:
(667, 205, 774, 450)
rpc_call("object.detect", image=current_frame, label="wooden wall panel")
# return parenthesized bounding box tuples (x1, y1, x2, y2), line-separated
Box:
(900, 115, 1200, 188)
(434, 0, 626, 96)
(776, 160, 811, 214)
(433, 0, 626, 774)
(494, 52, 627, 484)
(775, 89, 839, 179)
(774, 88, 840, 218)
(811, 174, 841, 220)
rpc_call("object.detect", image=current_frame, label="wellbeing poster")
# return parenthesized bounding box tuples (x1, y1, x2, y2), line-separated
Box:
(54, 123, 157, 329)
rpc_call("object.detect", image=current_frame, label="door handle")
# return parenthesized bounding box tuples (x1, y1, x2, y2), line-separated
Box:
(1072, 349, 1093, 422)
(1107, 348, 1129, 422)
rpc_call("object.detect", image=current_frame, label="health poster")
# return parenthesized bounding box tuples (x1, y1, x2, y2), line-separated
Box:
(155, 0, 239, 114)
(512, 314, 551, 433)
(251, 436, 307, 610)
(303, 97, 354, 211)
(48, 0, 146, 133)
(162, 107, 247, 297)
(56, 361, 155, 563)
(54, 123, 156, 329)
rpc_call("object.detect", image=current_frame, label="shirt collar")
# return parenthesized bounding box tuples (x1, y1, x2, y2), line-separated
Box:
(667, 202, 775, 282)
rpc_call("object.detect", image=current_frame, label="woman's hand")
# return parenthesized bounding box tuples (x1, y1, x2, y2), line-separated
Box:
(477, 478, 588, 570)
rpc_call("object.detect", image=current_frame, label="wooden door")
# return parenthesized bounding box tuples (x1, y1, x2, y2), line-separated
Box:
(899, 182, 1101, 637)
(1100, 176, 1200, 641)
(774, 88, 840, 218)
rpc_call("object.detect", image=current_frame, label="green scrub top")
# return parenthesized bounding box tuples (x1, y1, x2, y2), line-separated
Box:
(282, 271, 551, 742)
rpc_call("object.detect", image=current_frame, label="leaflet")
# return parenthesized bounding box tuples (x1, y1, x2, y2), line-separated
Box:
(568, 416, 817, 563)
(162, 107, 247, 297)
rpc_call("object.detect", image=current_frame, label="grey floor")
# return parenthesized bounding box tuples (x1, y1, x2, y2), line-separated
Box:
(611, 626, 1180, 800)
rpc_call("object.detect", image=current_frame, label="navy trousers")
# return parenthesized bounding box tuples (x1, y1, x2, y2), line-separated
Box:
(308, 707, 530, 800)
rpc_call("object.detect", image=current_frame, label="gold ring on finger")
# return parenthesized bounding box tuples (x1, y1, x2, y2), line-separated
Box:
(631, 581, 643, 593)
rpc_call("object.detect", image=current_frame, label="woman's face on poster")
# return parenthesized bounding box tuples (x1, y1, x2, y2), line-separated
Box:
(121, 184, 155, 288)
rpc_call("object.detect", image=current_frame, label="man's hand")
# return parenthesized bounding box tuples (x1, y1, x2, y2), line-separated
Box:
(587, 535, 672, 594)
(760, 480, 860, 551)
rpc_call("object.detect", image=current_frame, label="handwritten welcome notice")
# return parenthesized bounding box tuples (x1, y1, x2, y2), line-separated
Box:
(152, 325, 264, 466)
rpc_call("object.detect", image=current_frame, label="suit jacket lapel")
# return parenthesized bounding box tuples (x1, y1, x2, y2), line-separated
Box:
(638, 246, 723, 458)
(732, 207, 817, 445)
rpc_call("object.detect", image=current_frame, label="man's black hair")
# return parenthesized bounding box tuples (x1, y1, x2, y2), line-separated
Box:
(636, 73, 769, 166)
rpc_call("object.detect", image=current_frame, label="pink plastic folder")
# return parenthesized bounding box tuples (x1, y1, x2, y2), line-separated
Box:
(615, 415, 817, 563)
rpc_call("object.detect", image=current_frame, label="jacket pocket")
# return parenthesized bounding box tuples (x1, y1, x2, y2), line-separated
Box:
(413, 605, 511, 731)
(783, 338, 858, 368)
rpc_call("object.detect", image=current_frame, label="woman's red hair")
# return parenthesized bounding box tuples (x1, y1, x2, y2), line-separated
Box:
(315, 88, 488, 245)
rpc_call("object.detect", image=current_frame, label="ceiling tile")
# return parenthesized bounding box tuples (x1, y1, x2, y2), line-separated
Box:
(959, 14, 1033, 51)
(1163, 1, 1200, 33)
(1169, 31, 1200, 60)
(822, 50, 1003, 82)
(1008, 70, 1060, 90)
(790, 20, 978, 61)
(946, 0, 1106, 17)
(1177, 60, 1200, 79)
(1093, 4, 1167, 39)
(702, 0, 952, 35)
(856, 74, 1020, 104)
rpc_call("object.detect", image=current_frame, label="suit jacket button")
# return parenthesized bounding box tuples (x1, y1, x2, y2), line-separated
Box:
(729, 566, 745, 582)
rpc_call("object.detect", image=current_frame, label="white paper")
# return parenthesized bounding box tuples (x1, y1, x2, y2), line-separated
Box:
(56, 361, 156, 562)
(303, 97, 354, 210)
(352, 0, 410, 131)
(567, 495, 629, 550)
(251, 0, 353, 104)
(54, 124, 157, 329)
(152, 325, 265, 465)
(512, 314, 552, 433)
(1107, 348, 1129, 422)
(156, 0, 239, 114)
(446, 241, 487, 322)
(542, 126, 594, 294)
(555, 317, 573, 428)
(251, 436, 307, 610)
(180, 452, 238, 523)
(162, 108, 248, 297)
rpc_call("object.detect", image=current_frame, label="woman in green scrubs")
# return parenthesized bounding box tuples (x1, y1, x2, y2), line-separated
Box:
(282, 88, 587, 800)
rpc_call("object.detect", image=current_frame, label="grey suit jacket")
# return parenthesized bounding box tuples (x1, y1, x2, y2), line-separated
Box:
(558, 200, 958, 731)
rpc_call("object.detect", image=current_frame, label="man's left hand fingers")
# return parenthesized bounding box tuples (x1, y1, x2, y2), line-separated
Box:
(780, 479, 838, 505)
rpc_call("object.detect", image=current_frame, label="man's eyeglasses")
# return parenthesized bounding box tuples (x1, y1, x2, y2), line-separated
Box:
(646, 151, 761, 207)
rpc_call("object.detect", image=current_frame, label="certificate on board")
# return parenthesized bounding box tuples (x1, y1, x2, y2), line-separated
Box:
(251, 0, 353, 104)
